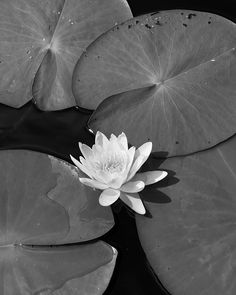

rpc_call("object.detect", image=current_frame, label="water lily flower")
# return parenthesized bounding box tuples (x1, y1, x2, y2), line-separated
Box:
(70, 131, 167, 215)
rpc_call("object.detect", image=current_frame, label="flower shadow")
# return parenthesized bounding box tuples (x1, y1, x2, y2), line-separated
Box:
(139, 151, 179, 218)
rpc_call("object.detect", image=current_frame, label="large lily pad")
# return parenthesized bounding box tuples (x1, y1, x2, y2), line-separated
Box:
(136, 135, 236, 295)
(0, 149, 116, 294)
(0, 0, 132, 110)
(73, 10, 236, 156)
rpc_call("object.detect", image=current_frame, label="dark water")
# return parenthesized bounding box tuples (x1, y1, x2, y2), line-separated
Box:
(0, 1, 234, 294)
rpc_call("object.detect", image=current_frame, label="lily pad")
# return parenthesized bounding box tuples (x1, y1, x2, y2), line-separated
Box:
(0, 0, 132, 110)
(45, 246, 117, 295)
(0, 242, 116, 295)
(0, 149, 116, 294)
(0, 149, 114, 244)
(0, 150, 69, 245)
(73, 10, 236, 156)
(136, 135, 236, 295)
(47, 154, 114, 243)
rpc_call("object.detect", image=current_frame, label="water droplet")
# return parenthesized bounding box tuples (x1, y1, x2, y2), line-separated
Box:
(8, 79, 17, 92)
(58, 11, 61, 15)
(145, 24, 152, 29)
(187, 13, 197, 19)
(211, 59, 215, 61)
(10, 79, 16, 89)
(42, 38, 46, 42)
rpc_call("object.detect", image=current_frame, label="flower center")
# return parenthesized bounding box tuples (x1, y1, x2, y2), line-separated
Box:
(105, 161, 123, 173)
(95, 155, 125, 174)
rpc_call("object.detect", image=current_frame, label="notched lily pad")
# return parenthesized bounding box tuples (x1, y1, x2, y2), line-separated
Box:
(0, 150, 114, 244)
(136, 135, 236, 295)
(0, 150, 69, 245)
(0, 0, 132, 110)
(73, 10, 236, 156)
(47, 155, 114, 243)
(0, 149, 116, 295)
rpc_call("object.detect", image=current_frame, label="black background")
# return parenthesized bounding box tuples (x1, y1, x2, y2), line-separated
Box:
(0, 1, 235, 295)
(128, 0, 236, 22)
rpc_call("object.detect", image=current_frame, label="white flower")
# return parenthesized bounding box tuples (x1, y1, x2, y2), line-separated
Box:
(70, 131, 167, 215)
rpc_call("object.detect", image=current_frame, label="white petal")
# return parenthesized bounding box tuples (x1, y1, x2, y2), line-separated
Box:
(79, 178, 108, 190)
(110, 134, 123, 154)
(95, 131, 109, 148)
(93, 170, 112, 184)
(127, 146, 135, 168)
(107, 176, 126, 190)
(79, 156, 87, 166)
(70, 154, 81, 167)
(127, 142, 152, 181)
(79, 156, 95, 172)
(79, 156, 100, 181)
(127, 155, 145, 180)
(99, 189, 120, 206)
(70, 155, 93, 178)
(138, 141, 153, 157)
(120, 193, 146, 215)
(91, 143, 102, 156)
(122, 146, 135, 181)
(88, 128, 94, 134)
(120, 181, 145, 193)
(117, 132, 128, 150)
(132, 171, 168, 185)
(110, 133, 118, 142)
(79, 142, 93, 159)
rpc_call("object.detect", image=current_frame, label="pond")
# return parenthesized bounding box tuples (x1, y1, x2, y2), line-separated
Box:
(0, 1, 235, 294)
